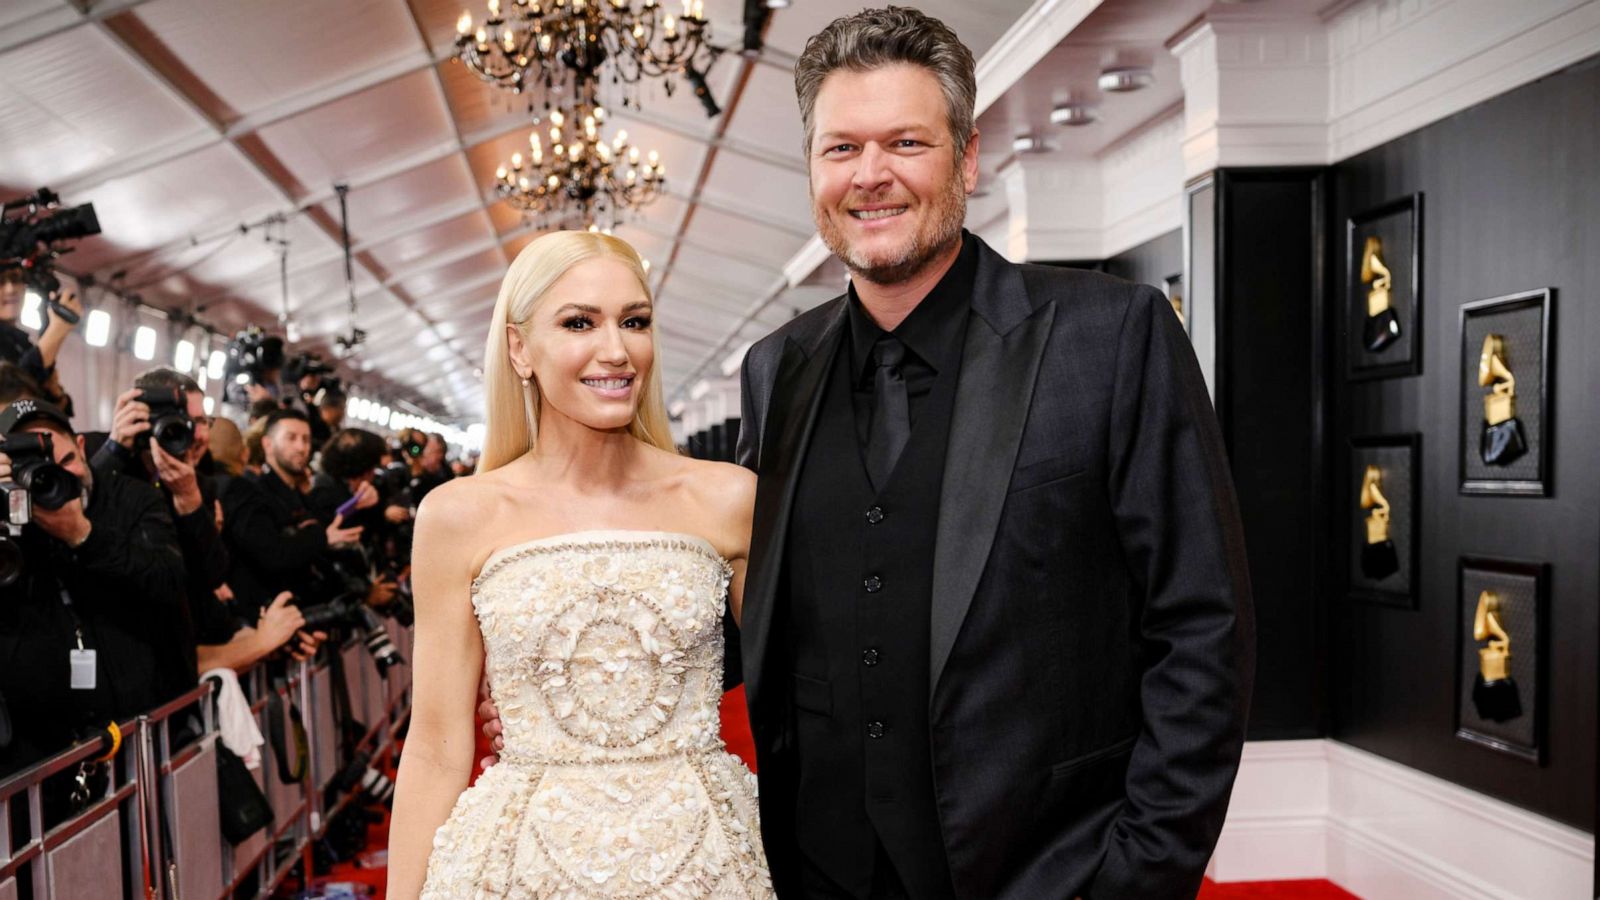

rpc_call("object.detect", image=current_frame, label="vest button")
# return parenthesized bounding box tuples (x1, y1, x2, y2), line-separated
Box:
(866, 720, 887, 739)
(863, 575, 883, 593)
(861, 648, 880, 667)
(865, 506, 885, 525)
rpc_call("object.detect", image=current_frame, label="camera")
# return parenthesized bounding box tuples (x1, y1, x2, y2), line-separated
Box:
(221, 326, 285, 405)
(300, 557, 406, 676)
(284, 352, 334, 386)
(1, 188, 101, 321)
(134, 387, 195, 457)
(299, 597, 406, 677)
(0, 431, 81, 586)
(396, 428, 426, 462)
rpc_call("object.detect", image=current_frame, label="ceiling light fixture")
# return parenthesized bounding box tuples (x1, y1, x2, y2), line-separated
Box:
(1050, 102, 1099, 126)
(496, 100, 665, 230)
(1012, 135, 1050, 154)
(455, 0, 723, 116)
(1097, 65, 1154, 92)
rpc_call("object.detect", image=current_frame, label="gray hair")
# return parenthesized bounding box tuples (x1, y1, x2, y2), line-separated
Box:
(794, 6, 977, 161)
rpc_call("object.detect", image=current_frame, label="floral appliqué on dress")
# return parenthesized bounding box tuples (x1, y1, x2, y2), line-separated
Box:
(421, 531, 772, 899)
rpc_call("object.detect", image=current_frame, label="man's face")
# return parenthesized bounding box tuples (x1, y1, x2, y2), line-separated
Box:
(422, 435, 446, 471)
(24, 424, 90, 488)
(0, 270, 26, 324)
(808, 64, 979, 286)
(262, 419, 312, 477)
(184, 391, 210, 461)
(319, 402, 344, 430)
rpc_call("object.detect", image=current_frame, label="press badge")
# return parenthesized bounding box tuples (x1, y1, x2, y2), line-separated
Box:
(69, 649, 96, 690)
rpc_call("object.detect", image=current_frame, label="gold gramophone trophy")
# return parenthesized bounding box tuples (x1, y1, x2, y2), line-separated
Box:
(1358, 465, 1399, 580)
(1471, 590, 1522, 722)
(1478, 334, 1528, 466)
(1360, 236, 1401, 352)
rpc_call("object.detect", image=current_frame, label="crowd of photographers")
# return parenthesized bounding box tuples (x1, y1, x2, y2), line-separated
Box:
(0, 258, 469, 791)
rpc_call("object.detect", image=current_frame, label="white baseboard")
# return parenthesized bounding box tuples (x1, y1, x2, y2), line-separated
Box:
(1207, 740, 1595, 899)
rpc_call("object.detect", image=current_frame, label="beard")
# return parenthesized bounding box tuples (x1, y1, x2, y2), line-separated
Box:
(814, 164, 968, 286)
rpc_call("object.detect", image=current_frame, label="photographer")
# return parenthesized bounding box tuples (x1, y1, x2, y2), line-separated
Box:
(220, 408, 360, 618)
(92, 368, 323, 673)
(309, 428, 410, 609)
(0, 264, 82, 407)
(409, 430, 454, 505)
(0, 398, 186, 774)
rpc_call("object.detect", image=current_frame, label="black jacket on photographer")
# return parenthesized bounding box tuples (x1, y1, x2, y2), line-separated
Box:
(0, 322, 49, 386)
(220, 465, 330, 618)
(88, 435, 241, 654)
(0, 468, 188, 775)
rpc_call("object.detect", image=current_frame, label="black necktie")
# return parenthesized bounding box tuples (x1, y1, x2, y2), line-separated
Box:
(865, 336, 910, 490)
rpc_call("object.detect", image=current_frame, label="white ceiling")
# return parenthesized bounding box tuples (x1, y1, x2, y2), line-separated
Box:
(0, 0, 1253, 423)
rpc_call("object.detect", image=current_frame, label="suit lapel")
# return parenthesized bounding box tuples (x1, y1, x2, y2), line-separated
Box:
(743, 301, 847, 715)
(929, 244, 1054, 696)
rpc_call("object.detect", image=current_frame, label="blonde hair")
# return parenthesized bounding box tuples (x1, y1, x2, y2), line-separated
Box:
(209, 416, 246, 476)
(479, 231, 675, 472)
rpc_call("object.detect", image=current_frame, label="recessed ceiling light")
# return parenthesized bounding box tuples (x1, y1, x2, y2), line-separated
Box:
(1050, 103, 1099, 126)
(1097, 66, 1154, 92)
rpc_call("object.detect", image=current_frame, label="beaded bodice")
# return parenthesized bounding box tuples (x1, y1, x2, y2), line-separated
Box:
(471, 530, 733, 766)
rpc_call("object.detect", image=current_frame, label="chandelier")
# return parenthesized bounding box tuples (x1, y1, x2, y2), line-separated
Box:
(494, 100, 666, 229)
(455, 0, 721, 111)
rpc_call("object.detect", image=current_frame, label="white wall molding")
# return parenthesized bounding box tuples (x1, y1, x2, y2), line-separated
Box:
(1325, 0, 1600, 161)
(1209, 740, 1595, 898)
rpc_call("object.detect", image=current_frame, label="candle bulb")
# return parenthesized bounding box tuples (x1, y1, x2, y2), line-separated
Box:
(628, 147, 640, 164)
(457, 11, 472, 34)
(519, 176, 530, 190)
(496, 165, 508, 180)
(663, 14, 676, 37)
(502, 29, 516, 51)
(594, 105, 606, 122)
(550, 109, 565, 126)
(511, 152, 523, 168)
(647, 149, 659, 165)
(693, 0, 703, 18)
(488, 0, 500, 16)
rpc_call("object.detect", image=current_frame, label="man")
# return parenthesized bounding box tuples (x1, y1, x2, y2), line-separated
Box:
(221, 407, 361, 617)
(0, 398, 188, 775)
(409, 431, 453, 504)
(733, 9, 1253, 899)
(479, 8, 1253, 897)
(0, 265, 81, 410)
(93, 368, 322, 673)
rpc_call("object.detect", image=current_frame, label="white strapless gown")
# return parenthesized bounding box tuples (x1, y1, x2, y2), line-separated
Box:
(421, 531, 773, 899)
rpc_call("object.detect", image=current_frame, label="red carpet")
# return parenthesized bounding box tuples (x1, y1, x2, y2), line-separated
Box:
(282, 693, 1356, 898)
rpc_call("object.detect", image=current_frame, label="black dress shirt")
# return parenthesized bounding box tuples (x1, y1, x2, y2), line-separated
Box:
(846, 234, 978, 445)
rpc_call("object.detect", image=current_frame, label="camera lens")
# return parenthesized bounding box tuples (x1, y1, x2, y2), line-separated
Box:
(16, 459, 79, 511)
(151, 415, 195, 457)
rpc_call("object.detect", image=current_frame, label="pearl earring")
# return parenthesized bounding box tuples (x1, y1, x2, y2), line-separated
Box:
(520, 377, 530, 388)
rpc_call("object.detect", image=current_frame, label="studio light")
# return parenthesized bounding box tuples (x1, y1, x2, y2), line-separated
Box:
(208, 350, 226, 379)
(20, 292, 41, 330)
(133, 325, 157, 361)
(84, 309, 111, 347)
(173, 338, 196, 373)
(203, 396, 215, 415)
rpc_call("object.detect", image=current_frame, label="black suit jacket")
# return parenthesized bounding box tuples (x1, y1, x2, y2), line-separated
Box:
(736, 236, 1255, 899)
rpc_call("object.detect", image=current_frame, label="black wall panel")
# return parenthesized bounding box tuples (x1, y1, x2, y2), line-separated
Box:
(1329, 56, 1599, 830)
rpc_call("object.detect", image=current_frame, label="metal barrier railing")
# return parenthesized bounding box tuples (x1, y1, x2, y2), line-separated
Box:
(0, 622, 414, 900)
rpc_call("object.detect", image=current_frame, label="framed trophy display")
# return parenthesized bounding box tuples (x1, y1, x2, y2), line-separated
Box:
(1349, 434, 1419, 607)
(1455, 558, 1546, 764)
(1459, 288, 1553, 495)
(1346, 193, 1422, 379)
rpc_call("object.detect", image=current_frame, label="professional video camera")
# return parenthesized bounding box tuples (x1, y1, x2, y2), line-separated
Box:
(220, 326, 285, 405)
(0, 188, 100, 322)
(134, 387, 195, 457)
(0, 431, 81, 586)
(299, 557, 405, 676)
(283, 351, 334, 387)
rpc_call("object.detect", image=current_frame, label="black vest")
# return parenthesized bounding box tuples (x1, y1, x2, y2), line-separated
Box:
(783, 329, 961, 899)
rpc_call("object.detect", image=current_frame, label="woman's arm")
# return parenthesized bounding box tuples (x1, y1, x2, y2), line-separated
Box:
(707, 462, 756, 626)
(387, 481, 485, 899)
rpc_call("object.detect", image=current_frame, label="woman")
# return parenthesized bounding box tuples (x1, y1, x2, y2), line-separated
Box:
(388, 231, 770, 898)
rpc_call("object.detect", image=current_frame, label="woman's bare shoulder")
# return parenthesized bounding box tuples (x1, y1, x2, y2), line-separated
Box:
(672, 456, 756, 559)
